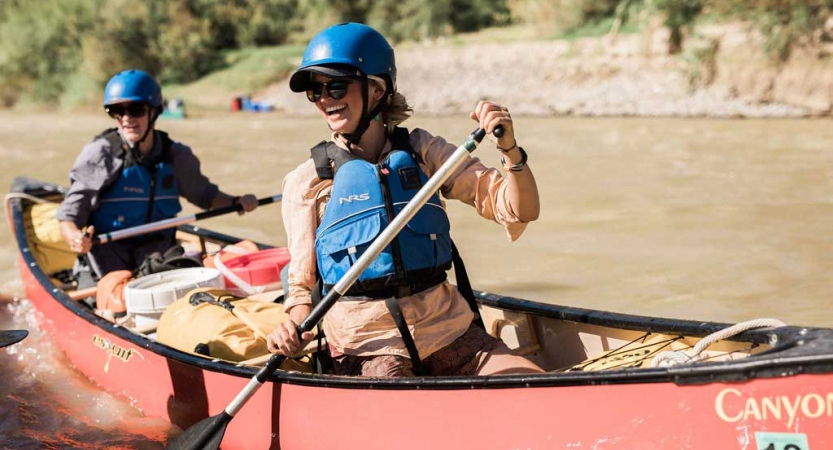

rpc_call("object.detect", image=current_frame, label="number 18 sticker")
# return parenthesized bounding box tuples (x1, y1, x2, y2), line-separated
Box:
(755, 432, 809, 450)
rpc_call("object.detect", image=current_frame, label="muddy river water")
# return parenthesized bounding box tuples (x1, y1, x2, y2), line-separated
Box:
(1, 111, 831, 447)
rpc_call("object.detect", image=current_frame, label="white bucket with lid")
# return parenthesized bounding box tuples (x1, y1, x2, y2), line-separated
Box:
(124, 267, 224, 329)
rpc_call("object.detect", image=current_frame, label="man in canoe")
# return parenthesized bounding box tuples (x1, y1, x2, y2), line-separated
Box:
(266, 23, 543, 377)
(57, 69, 259, 287)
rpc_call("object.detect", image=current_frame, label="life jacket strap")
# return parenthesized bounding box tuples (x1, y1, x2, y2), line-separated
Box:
(385, 297, 425, 376)
(310, 127, 423, 181)
(326, 270, 448, 300)
(97, 128, 174, 166)
(451, 241, 485, 330)
(311, 140, 360, 180)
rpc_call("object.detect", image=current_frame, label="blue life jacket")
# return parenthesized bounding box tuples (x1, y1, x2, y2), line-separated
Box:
(91, 129, 182, 237)
(313, 128, 452, 298)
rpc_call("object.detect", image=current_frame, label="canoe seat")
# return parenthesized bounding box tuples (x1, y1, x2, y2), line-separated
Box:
(480, 306, 540, 356)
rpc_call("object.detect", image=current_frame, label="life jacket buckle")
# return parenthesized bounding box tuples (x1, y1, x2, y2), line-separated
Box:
(395, 285, 412, 298)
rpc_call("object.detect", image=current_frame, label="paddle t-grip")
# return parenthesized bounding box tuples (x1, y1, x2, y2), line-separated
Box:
(494, 125, 505, 138)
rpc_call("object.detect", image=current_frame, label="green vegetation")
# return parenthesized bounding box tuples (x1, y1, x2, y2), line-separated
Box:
(163, 45, 305, 111)
(709, 0, 833, 61)
(0, 0, 830, 110)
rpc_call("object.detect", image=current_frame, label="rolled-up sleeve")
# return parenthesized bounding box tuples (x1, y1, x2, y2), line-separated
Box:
(410, 128, 529, 241)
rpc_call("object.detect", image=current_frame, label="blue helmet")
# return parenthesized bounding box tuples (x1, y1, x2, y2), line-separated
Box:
(103, 70, 163, 108)
(289, 23, 396, 93)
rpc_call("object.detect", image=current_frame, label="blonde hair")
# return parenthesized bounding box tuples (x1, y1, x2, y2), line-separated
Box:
(382, 92, 413, 131)
(368, 77, 413, 132)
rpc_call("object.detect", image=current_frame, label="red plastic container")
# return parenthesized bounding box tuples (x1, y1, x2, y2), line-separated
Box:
(219, 247, 290, 292)
(230, 96, 242, 111)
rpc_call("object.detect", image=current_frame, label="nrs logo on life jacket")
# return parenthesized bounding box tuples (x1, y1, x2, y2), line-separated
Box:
(312, 128, 452, 298)
(339, 193, 370, 204)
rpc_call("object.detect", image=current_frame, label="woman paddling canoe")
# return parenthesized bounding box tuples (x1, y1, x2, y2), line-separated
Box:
(266, 22, 543, 377)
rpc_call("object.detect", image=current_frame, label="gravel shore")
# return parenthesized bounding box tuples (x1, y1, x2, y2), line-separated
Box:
(263, 24, 832, 119)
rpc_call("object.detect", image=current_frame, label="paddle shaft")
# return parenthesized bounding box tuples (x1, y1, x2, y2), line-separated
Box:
(225, 128, 490, 417)
(93, 194, 282, 244)
(167, 127, 497, 450)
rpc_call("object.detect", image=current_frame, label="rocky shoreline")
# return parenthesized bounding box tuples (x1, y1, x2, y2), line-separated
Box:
(263, 23, 832, 119)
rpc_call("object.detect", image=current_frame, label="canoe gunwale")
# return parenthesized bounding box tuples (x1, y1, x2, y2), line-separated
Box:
(10, 176, 833, 391)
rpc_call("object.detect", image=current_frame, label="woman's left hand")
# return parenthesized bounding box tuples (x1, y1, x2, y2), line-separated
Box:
(470, 100, 516, 152)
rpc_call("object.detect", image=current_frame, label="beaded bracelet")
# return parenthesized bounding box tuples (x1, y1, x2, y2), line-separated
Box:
(501, 147, 528, 172)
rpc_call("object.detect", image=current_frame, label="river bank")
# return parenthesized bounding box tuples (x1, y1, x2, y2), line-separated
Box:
(262, 22, 833, 118)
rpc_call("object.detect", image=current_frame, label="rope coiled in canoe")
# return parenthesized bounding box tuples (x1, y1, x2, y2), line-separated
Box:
(650, 318, 787, 367)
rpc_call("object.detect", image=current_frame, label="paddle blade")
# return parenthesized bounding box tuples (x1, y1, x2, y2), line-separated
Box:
(0, 329, 28, 348)
(166, 411, 231, 450)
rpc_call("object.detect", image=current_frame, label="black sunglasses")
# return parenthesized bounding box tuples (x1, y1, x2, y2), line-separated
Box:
(105, 103, 149, 119)
(306, 80, 354, 102)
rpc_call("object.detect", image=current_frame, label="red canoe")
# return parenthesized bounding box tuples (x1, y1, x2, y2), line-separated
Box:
(8, 177, 833, 450)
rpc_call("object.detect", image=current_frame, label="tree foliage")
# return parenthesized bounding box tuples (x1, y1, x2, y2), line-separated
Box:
(0, 0, 514, 107)
(709, 0, 833, 61)
(653, 0, 704, 53)
(1, 0, 830, 107)
(0, 0, 99, 104)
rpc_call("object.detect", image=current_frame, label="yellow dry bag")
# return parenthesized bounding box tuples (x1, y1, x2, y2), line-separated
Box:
(156, 288, 308, 371)
(24, 202, 76, 275)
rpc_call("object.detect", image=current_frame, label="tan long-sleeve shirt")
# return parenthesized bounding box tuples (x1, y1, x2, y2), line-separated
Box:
(281, 128, 530, 358)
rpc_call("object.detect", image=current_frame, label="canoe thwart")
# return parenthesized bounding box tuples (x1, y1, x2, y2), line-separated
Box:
(68, 286, 97, 301)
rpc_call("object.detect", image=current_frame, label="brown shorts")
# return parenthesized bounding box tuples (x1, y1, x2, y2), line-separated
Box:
(332, 324, 509, 377)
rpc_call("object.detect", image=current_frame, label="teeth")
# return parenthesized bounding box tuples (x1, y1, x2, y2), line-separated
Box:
(326, 104, 345, 113)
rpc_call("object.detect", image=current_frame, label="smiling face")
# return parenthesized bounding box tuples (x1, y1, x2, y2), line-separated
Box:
(106, 101, 151, 146)
(310, 74, 385, 134)
(309, 74, 360, 133)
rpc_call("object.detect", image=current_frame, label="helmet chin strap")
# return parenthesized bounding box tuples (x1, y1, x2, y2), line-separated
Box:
(344, 75, 390, 150)
(119, 107, 159, 157)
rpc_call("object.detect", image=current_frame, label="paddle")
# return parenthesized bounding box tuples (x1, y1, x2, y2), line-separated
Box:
(0, 329, 28, 348)
(166, 127, 496, 450)
(93, 194, 283, 245)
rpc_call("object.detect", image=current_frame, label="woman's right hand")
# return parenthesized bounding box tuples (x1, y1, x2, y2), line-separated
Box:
(470, 100, 516, 151)
(266, 305, 314, 356)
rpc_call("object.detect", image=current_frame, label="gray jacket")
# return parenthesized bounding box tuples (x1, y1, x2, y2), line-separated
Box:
(56, 130, 220, 228)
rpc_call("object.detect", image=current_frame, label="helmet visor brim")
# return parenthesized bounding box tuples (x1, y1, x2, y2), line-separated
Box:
(289, 65, 362, 92)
